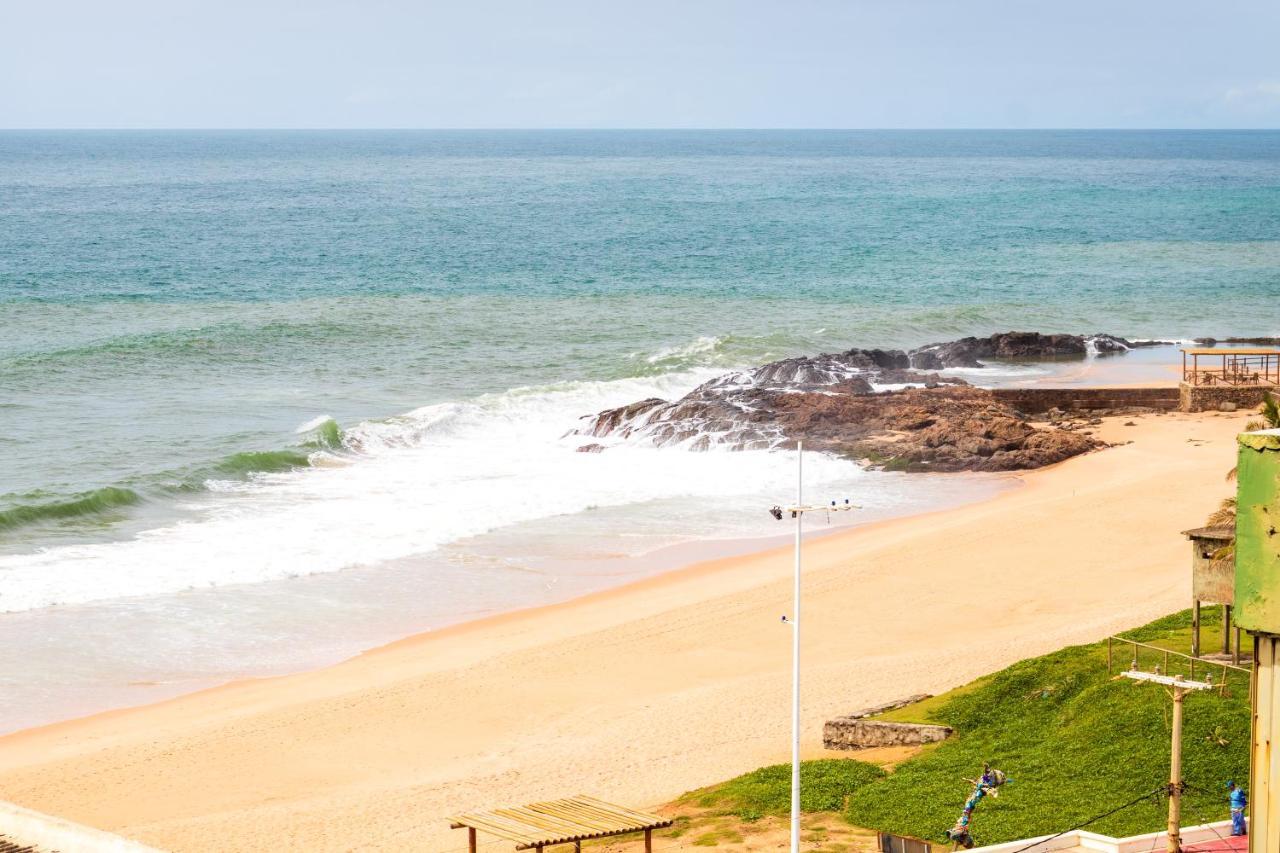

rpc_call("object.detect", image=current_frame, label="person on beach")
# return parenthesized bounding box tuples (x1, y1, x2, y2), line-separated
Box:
(1227, 780, 1248, 836)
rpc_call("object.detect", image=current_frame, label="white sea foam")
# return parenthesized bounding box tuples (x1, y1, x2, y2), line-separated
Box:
(939, 364, 1052, 379)
(294, 414, 335, 434)
(0, 367, 869, 613)
(645, 335, 724, 365)
(870, 382, 927, 392)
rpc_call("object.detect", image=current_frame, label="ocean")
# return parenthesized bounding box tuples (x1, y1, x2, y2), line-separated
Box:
(1, 129, 1278, 730)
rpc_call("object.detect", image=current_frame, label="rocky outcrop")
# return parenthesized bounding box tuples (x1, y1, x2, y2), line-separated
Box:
(907, 332, 1133, 369)
(571, 332, 1147, 471)
(577, 382, 1099, 471)
(1195, 336, 1280, 347)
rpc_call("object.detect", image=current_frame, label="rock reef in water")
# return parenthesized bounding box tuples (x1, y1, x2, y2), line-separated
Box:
(573, 332, 1129, 472)
(908, 331, 1134, 369)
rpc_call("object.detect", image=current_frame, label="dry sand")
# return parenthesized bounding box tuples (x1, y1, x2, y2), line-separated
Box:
(0, 410, 1251, 852)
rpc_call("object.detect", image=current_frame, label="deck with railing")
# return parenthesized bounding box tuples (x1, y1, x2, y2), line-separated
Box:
(1181, 347, 1280, 387)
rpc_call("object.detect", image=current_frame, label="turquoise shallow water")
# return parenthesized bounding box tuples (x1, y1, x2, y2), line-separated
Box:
(0, 129, 1278, 729)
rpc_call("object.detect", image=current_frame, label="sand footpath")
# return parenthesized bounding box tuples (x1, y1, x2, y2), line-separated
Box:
(0, 410, 1250, 852)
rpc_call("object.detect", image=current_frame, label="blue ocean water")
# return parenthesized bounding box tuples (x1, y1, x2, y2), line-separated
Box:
(3, 127, 1280, 573)
(0, 130, 1278, 728)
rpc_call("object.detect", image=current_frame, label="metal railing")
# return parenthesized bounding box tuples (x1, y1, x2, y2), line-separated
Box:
(1182, 353, 1280, 387)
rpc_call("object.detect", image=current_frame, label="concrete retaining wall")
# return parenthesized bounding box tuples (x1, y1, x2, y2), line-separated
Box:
(991, 387, 1180, 415)
(823, 718, 953, 750)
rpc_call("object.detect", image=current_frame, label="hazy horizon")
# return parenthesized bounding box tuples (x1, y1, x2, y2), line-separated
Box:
(6, 127, 1280, 131)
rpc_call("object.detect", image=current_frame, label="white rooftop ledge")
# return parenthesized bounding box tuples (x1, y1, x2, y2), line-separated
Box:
(968, 819, 1240, 852)
(1, 799, 164, 852)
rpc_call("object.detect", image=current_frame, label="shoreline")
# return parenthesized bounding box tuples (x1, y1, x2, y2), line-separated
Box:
(0, 472, 1017, 742)
(0, 407, 1251, 852)
(0, 469, 1009, 737)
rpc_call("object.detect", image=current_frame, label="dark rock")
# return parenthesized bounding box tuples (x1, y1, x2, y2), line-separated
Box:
(578, 384, 1098, 472)
(908, 332, 1092, 369)
(873, 368, 968, 388)
(1190, 335, 1280, 346)
(579, 398, 666, 438)
(1088, 334, 1135, 355)
(569, 331, 1152, 472)
(1220, 337, 1280, 346)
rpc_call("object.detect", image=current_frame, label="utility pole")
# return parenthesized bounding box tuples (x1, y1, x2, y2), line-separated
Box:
(769, 442, 858, 853)
(1123, 669, 1212, 852)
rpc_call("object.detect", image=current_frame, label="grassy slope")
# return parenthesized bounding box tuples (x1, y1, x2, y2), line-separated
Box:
(679, 759, 887, 822)
(843, 609, 1251, 845)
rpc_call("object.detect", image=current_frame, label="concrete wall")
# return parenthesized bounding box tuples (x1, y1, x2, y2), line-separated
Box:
(991, 387, 1180, 415)
(1180, 382, 1275, 413)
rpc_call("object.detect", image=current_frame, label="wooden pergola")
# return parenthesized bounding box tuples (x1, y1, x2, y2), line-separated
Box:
(1181, 347, 1280, 387)
(449, 795, 672, 852)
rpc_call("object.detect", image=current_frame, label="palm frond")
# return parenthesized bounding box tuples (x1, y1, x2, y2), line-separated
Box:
(1210, 542, 1235, 571)
(1262, 391, 1280, 429)
(1206, 497, 1236, 528)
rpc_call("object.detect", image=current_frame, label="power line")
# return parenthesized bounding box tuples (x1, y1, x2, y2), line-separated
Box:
(1179, 785, 1237, 850)
(1006, 787, 1167, 853)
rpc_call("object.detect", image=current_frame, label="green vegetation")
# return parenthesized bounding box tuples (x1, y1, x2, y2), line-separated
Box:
(1246, 390, 1279, 433)
(680, 759, 887, 822)
(852, 449, 913, 473)
(843, 610, 1250, 846)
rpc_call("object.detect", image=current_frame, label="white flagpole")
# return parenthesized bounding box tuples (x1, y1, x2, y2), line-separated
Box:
(791, 440, 803, 853)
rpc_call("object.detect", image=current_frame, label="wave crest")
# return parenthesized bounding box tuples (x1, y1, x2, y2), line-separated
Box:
(0, 487, 142, 532)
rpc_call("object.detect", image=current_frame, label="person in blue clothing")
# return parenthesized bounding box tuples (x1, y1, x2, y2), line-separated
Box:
(1227, 780, 1248, 836)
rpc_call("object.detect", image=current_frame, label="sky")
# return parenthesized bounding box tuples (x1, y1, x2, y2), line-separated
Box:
(1, 0, 1278, 129)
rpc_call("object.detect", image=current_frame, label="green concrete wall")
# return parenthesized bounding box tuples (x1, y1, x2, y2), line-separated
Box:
(1235, 430, 1280, 634)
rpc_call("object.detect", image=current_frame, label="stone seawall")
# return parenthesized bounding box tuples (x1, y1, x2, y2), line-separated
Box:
(823, 718, 954, 751)
(823, 696, 953, 751)
(1179, 383, 1275, 413)
(991, 387, 1180, 415)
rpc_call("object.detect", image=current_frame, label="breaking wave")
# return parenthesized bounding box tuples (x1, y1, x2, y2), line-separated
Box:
(0, 419, 349, 537)
(0, 487, 143, 532)
(0, 366, 877, 612)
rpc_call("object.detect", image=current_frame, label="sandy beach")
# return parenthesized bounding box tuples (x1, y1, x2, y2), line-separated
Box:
(0, 409, 1251, 852)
